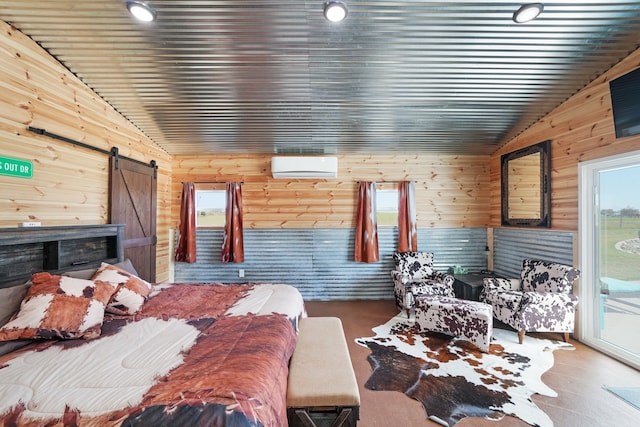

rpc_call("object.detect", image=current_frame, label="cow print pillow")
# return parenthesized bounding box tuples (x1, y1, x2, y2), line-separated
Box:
(0, 272, 116, 341)
(92, 263, 152, 316)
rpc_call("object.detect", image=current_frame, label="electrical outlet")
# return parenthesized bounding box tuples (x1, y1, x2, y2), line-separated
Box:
(238, 269, 245, 278)
(19, 222, 41, 227)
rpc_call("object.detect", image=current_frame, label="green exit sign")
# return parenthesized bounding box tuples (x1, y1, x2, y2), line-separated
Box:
(0, 155, 33, 178)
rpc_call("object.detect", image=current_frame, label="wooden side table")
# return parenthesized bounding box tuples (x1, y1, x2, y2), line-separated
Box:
(453, 273, 497, 301)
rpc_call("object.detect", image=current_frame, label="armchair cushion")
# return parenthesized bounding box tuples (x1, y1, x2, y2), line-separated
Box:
(480, 289, 522, 325)
(482, 277, 520, 293)
(411, 280, 455, 298)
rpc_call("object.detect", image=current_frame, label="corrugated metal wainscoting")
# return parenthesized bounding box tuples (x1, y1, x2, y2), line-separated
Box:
(174, 227, 489, 301)
(493, 228, 575, 278)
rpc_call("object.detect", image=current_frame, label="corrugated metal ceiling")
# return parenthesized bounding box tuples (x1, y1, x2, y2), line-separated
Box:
(2, 1, 639, 155)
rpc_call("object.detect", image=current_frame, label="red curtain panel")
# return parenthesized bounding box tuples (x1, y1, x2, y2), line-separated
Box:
(175, 182, 197, 263)
(354, 181, 379, 262)
(397, 181, 417, 252)
(221, 182, 245, 263)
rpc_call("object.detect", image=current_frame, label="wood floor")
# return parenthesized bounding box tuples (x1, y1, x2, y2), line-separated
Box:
(304, 299, 640, 427)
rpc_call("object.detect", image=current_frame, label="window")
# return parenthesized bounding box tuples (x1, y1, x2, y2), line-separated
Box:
(376, 186, 398, 227)
(195, 184, 226, 227)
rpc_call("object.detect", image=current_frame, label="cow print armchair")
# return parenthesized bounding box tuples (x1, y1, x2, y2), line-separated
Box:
(391, 251, 455, 317)
(480, 258, 581, 344)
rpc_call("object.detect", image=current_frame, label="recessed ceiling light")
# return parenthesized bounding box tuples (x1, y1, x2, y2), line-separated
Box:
(126, 1, 157, 22)
(324, 1, 348, 23)
(513, 3, 544, 24)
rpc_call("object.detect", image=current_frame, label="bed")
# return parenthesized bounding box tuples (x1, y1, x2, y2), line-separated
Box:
(0, 225, 306, 426)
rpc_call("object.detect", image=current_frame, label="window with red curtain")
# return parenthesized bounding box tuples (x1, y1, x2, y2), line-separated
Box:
(354, 181, 379, 262)
(221, 182, 244, 263)
(397, 181, 417, 252)
(175, 182, 197, 263)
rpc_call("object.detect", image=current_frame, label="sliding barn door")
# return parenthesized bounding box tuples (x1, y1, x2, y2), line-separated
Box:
(109, 156, 157, 282)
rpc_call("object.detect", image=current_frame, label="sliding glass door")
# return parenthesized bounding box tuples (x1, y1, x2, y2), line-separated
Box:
(579, 151, 640, 369)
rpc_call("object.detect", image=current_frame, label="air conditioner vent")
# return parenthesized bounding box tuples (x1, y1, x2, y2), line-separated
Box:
(271, 156, 338, 179)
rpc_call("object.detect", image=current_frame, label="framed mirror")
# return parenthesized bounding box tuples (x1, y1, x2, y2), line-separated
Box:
(501, 140, 551, 227)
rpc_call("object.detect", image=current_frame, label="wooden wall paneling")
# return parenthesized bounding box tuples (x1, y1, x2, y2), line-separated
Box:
(171, 154, 491, 230)
(1, 138, 110, 224)
(491, 47, 640, 232)
(0, 91, 34, 124)
(153, 172, 172, 282)
(0, 20, 172, 282)
(2, 24, 170, 168)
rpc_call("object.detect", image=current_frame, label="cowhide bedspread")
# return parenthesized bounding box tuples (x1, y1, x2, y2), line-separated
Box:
(0, 283, 306, 427)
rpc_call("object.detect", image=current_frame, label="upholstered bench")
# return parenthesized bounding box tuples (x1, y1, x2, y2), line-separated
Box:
(414, 296, 493, 352)
(287, 316, 360, 427)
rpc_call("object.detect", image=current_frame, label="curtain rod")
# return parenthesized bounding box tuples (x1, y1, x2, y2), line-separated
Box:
(187, 181, 244, 184)
(356, 180, 415, 183)
(28, 127, 157, 174)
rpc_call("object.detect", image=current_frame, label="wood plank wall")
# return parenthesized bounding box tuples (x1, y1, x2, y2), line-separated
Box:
(0, 21, 173, 281)
(171, 154, 491, 229)
(490, 47, 640, 231)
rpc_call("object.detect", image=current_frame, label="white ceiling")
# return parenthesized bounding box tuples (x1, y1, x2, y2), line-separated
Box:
(2, 1, 640, 155)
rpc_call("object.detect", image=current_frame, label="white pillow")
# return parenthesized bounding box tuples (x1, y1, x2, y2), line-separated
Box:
(507, 278, 521, 291)
(91, 263, 151, 316)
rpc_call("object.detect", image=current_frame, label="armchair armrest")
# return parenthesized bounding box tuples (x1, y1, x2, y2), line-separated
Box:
(483, 277, 520, 293)
(521, 291, 577, 307)
(391, 270, 402, 285)
(392, 270, 424, 286)
(516, 291, 579, 332)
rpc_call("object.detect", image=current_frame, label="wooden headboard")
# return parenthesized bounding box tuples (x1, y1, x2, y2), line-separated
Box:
(0, 224, 124, 288)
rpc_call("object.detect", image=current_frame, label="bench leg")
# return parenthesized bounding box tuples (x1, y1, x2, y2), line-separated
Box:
(331, 407, 354, 427)
(292, 409, 316, 427)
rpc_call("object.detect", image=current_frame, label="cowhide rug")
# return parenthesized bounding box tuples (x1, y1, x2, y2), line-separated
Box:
(355, 315, 574, 427)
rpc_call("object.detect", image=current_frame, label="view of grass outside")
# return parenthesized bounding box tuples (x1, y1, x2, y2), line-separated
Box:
(599, 165, 640, 281)
(377, 212, 397, 226)
(197, 210, 225, 227)
(600, 214, 640, 281)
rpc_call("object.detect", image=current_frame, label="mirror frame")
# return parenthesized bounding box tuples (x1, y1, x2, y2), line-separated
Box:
(500, 139, 551, 227)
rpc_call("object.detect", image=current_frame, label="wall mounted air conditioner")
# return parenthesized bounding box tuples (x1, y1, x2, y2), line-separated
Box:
(271, 156, 338, 179)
